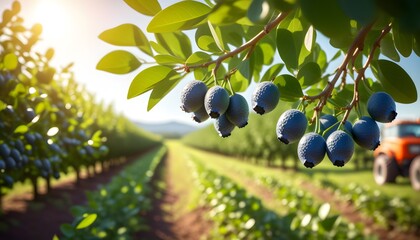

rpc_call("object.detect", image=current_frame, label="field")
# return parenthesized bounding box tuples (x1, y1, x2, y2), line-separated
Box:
(1, 140, 419, 239)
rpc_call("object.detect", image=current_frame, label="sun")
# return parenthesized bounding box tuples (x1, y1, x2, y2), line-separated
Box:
(32, 0, 70, 41)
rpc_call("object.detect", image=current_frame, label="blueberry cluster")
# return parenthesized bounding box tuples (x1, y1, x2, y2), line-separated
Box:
(180, 80, 250, 137)
(180, 80, 397, 169)
(276, 92, 397, 168)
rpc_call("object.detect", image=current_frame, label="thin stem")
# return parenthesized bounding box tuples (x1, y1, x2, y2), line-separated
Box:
(341, 22, 392, 123)
(303, 22, 375, 123)
(175, 12, 290, 74)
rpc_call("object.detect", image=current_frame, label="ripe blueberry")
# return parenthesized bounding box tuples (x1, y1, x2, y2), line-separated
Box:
(205, 86, 230, 118)
(180, 80, 208, 113)
(298, 133, 326, 168)
(276, 109, 307, 144)
(251, 81, 280, 115)
(326, 130, 354, 167)
(367, 92, 397, 123)
(352, 116, 380, 150)
(214, 114, 235, 138)
(226, 94, 249, 128)
(191, 106, 209, 123)
(0, 143, 11, 159)
(0, 160, 5, 170)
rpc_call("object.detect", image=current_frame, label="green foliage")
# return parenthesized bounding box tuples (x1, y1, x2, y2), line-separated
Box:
(0, 1, 161, 197)
(59, 147, 166, 239)
(97, 2, 419, 158)
(189, 154, 366, 239)
(320, 180, 420, 231)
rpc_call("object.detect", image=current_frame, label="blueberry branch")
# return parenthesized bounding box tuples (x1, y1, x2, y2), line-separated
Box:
(175, 12, 290, 78)
(302, 22, 375, 123)
(341, 23, 393, 124)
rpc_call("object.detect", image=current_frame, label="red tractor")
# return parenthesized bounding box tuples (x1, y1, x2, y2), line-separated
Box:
(373, 119, 420, 190)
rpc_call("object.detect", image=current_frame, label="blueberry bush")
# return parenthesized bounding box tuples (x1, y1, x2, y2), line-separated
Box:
(0, 1, 161, 205)
(100, 0, 419, 168)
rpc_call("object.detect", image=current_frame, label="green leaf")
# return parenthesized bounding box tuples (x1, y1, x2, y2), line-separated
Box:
(60, 224, 74, 238)
(4, 53, 18, 70)
(297, 62, 321, 88)
(14, 125, 29, 134)
(195, 24, 222, 53)
(208, 0, 250, 25)
(123, 0, 161, 16)
(300, 0, 351, 39)
(185, 51, 212, 65)
(320, 215, 340, 231)
(155, 32, 192, 60)
(127, 66, 177, 99)
(52, 234, 59, 240)
(380, 34, 400, 62)
(232, 57, 254, 92)
(154, 55, 184, 65)
(338, 0, 376, 25)
(76, 213, 97, 229)
(147, 1, 211, 33)
(374, 59, 417, 103)
(318, 203, 331, 220)
(208, 21, 225, 52)
(304, 26, 315, 51)
(273, 74, 303, 102)
(99, 24, 152, 56)
(392, 21, 413, 57)
(148, 75, 183, 111)
(248, 0, 272, 24)
(96, 50, 141, 74)
(45, 48, 55, 60)
(260, 63, 284, 82)
(277, 29, 298, 69)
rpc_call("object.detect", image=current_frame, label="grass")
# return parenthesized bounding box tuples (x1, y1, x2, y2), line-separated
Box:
(181, 142, 420, 206)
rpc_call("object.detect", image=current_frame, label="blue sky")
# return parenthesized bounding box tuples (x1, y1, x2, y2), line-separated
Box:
(1, 0, 419, 125)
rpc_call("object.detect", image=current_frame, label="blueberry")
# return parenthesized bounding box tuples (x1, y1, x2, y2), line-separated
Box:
(0, 160, 6, 170)
(25, 133, 36, 145)
(53, 171, 60, 179)
(326, 130, 354, 167)
(367, 92, 397, 123)
(24, 108, 36, 122)
(225, 94, 249, 128)
(205, 86, 230, 118)
(3, 175, 14, 187)
(276, 109, 307, 144)
(191, 106, 209, 123)
(352, 116, 380, 150)
(180, 80, 208, 113)
(252, 81, 280, 115)
(0, 143, 11, 159)
(5, 157, 16, 169)
(34, 159, 43, 169)
(298, 133, 326, 168)
(214, 114, 235, 138)
(320, 114, 337, 135)
(10, 149, 22, 163)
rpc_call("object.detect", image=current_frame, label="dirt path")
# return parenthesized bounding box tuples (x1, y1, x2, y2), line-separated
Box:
(136, 145, 211, 240)
(0, 151, 148, 240)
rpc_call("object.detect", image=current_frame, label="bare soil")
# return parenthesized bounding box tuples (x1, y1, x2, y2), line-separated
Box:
(135, 149, 212, 240)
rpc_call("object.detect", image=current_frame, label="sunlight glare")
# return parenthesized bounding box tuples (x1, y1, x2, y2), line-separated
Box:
(33, 0, 71, 41)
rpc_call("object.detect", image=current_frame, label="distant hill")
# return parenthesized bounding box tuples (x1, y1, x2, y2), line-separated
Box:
(135, 121, 199, 138)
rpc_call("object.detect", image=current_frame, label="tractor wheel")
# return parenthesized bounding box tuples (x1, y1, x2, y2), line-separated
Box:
(409, 156, 420, 191)
(373, 155, 398, 185)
